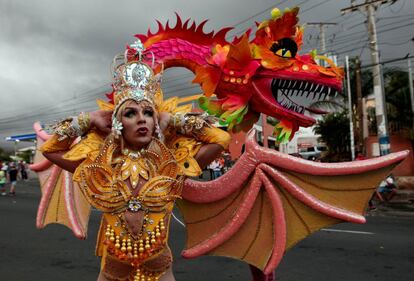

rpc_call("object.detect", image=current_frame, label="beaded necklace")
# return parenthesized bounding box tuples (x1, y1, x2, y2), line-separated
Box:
(117, 148, 154, 189)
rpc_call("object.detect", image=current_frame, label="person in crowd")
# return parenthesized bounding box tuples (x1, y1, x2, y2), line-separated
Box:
(19, 160, 28, 180)
(7, 162, 18, 196)
(210, 158, 223, 179)
(0, 162, 6, 196)
(377, 174, 397, 202)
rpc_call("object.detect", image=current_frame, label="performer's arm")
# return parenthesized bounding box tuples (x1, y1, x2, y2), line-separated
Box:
(166, 112, 231, 169)
(42, 110, 111, 173)
(43, 150, 82, 173)
(195, 143, 224, 169)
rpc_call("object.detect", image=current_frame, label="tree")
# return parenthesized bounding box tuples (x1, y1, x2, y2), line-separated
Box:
(383, 69, 413, 135)
(313, 110, 351, 162)
(0, 147, 11, 162)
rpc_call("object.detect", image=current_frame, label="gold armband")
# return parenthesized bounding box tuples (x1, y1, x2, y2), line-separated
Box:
(169, 113, 231, 149)
(50, 112, 91, 141)
(169, 112, 217, 136)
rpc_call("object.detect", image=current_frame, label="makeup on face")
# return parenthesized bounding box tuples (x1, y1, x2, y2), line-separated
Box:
(121, 101, 156, 150)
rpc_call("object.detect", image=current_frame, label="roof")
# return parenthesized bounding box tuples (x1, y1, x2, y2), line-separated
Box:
(5, 133, 36, 142)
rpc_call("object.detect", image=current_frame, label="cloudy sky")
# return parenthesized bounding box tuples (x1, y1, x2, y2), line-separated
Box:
(1, 0, 413, 151)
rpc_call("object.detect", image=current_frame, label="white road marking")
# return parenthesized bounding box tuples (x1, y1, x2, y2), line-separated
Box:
(321, 228, 374, 235)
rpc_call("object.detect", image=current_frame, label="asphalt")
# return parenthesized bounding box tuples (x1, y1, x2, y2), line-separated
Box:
(0, 177, 413, 281)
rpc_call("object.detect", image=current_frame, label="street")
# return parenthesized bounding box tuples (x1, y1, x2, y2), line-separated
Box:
(0, 179, 413, 281)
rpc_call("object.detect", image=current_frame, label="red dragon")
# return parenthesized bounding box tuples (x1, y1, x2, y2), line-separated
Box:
(131, 7, 344, 142)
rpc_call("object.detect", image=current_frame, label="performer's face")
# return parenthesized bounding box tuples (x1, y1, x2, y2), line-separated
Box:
(121, 100, 155, 150)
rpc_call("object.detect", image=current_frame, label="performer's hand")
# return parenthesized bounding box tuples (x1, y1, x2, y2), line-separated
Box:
(159, 112, 171, 132)
(90, 110, 112, 134)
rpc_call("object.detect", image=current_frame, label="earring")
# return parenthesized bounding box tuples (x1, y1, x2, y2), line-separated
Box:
(155, 121, 164, 142)
(111, 118, 123, 138)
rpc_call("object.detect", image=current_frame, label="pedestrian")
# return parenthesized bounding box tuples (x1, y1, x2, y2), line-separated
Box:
(210, 158, 222, 179)
(19, 160, 28, 181)
(207, 161, 214, 180)
(223, 153, 233, 173)
(0, 162, 6, 196)
(378, 174, 397, 202)
(7, 162, 18, 196)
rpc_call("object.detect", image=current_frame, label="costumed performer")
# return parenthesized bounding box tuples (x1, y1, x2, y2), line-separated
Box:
(39, 41, 231, 281)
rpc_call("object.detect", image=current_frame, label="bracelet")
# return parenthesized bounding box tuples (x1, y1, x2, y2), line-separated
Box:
(51, 112, 91, 141)
(169, 112, 216, 136)
(78, 112, 90, 133)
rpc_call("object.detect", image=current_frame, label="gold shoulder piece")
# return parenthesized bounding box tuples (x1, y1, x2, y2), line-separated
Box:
(63, 131, 104, 161)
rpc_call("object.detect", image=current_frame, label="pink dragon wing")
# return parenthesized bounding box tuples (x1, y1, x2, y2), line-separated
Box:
(29, 122, 91, 239)
(178, 129, 408, 274)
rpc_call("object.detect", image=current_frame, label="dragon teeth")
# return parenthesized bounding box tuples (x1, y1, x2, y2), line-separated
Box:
(273, 79, 338, 113)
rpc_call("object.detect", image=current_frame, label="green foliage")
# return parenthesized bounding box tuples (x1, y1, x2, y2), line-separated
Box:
(313, 111, 351, 162)
(0, 147, 11, 162)
(383, 69, 413, 133)
(349, 62, 413, 136)
(18, 150, 32, 163)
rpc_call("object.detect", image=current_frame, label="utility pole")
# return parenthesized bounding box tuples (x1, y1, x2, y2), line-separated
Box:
(408, 59, 414, 130)
(345, 56, 356, 160)
(307, 22, 337, 55)
(354, 57, 364, 154)
(341, 0, 397, 156)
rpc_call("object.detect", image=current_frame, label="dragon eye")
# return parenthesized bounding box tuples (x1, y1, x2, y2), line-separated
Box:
(275, 48, 292, 58)
(270, 38, 297, 58)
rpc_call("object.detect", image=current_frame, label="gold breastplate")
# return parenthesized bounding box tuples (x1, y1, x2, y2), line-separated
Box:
(77, 137, 182, 265)
(78, 137, 182, 213)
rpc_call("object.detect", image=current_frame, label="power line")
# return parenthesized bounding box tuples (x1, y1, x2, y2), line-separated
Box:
(231, 0, 333, 38)
(302, 12, 414, 53)
(314, 19, 414, 55)
(324, 16, 414, 48)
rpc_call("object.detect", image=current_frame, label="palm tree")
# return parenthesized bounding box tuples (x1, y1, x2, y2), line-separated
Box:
(313, 110, 352, 162)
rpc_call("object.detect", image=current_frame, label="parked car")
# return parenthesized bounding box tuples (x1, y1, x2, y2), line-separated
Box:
(298, 146, 327, 160)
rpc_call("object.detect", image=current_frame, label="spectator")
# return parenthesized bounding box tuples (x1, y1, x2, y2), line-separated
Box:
(368, 174, 397, 210)
(0, 163, 6, 196)
(223, 153, 233, 173)
(19, 160, 28, 181)
(7, 162, 18, 196)
(207, 162, 214, 180)
(210, 159, 223, 179)
(377, 175, 397, 202)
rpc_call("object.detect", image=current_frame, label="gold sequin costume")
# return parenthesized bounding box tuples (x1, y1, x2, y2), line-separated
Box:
(82, 136, 181, 280)
(39, 38, 231, 280)
(40, 121, 230, 281)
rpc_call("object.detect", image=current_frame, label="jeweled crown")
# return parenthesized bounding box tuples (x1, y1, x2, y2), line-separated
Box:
(111, 39, 162, 112)
(110, 39, 162, 137)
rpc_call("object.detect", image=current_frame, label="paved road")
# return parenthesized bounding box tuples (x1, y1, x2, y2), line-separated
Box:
(0, 179, 413, 281)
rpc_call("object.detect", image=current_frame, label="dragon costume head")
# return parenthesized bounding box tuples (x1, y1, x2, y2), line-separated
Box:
(134, 7, 344, 142)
